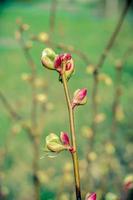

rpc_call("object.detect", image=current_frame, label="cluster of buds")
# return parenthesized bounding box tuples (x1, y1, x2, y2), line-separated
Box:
(41, 48, 87, 109)
(15, 19, 30, 40)
(54, 53, 74, 80)
(15, 19, 33, 51)
(41, 48, 74, 81)
(44, 132, 74, 155)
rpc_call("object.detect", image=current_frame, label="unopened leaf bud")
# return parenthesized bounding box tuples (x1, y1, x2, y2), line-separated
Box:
(123, 174, 133, 191)
(72, 88, 87, 109)
(38, 32, 49, 42)
(25, 41, 33, 50)
(45, 133, 66, 153)
(85, 193, 97, 200)
(41, 48, 57, 70)
(60, 132, 70, 146)
(54, 53, 74, 80)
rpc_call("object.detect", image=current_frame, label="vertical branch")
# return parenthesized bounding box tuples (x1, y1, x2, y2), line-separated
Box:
(32, 138, 40, 200)
(19, 34, 38, 128)
(111, 61, 123, 134)
(49, 0, 57, 35)
(17, 26, 40, 200)
(91, 0, 132, 140)
(111, 44, 133, 136)
(96, 0, 132, 70)
(61, 69, 82, 200)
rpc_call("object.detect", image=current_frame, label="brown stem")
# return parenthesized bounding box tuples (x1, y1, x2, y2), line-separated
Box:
(91, 0, 131, 139)
(111, 44, 133, 135)
(33, 138, 40, 200)
(0, 90, 34, 140)
(19, 33, 37, 128)
(49, 0, 57, 34)
(111, 64, 122, 134)
(91, 70, 99, 146)
(18, 28, 40, 200)
(0, 90, 21, 121)
(96, 0, 132, 70)
(61, 69, 82, 200)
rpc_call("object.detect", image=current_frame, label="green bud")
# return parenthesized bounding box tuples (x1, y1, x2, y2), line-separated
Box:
(41, 48, 57, 70)
(45, 133, 67, 153)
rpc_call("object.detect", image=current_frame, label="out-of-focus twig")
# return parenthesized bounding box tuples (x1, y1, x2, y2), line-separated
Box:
(16, 21, 42, 200)
(49, 0, 57, 34)
(0, 90, 34, 140)
(96, 0, 132, 70)
(91, 0, 132, 142)
(18, 27, 37, 129)
(0, 91, 21, 121)
(111, 44, 133, 135)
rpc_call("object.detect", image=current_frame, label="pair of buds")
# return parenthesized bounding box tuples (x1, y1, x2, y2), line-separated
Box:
(44, 132, 74, 155)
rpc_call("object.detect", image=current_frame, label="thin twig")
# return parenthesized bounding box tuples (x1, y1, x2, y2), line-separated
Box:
(96, 0, 132, 70)
(17, 26, 40, 200)
(0, 91, 21, 121)
(49, 0, 57, 34)
(91, 0, 132, 141)
(0, 90, 34, 140)
(19, 31, 38, 128)
(111, 44, 133, 135)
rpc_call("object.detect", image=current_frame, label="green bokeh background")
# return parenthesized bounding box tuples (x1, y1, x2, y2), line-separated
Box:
(0, 1, 133, 199)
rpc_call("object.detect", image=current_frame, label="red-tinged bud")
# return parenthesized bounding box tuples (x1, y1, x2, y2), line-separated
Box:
(44, 132, 74, 156)
(68, 146, 76, 153)
(72, 88, 87, 109)
(123, 175, 133, 191)
(85, 193, 96, 200)
(54, 53, 74, 80)
(60, 132, 75, 153)
(60, 132, 70, 146)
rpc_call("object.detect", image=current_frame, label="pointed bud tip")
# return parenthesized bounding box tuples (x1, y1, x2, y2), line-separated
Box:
(60, 132, 70, 146)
